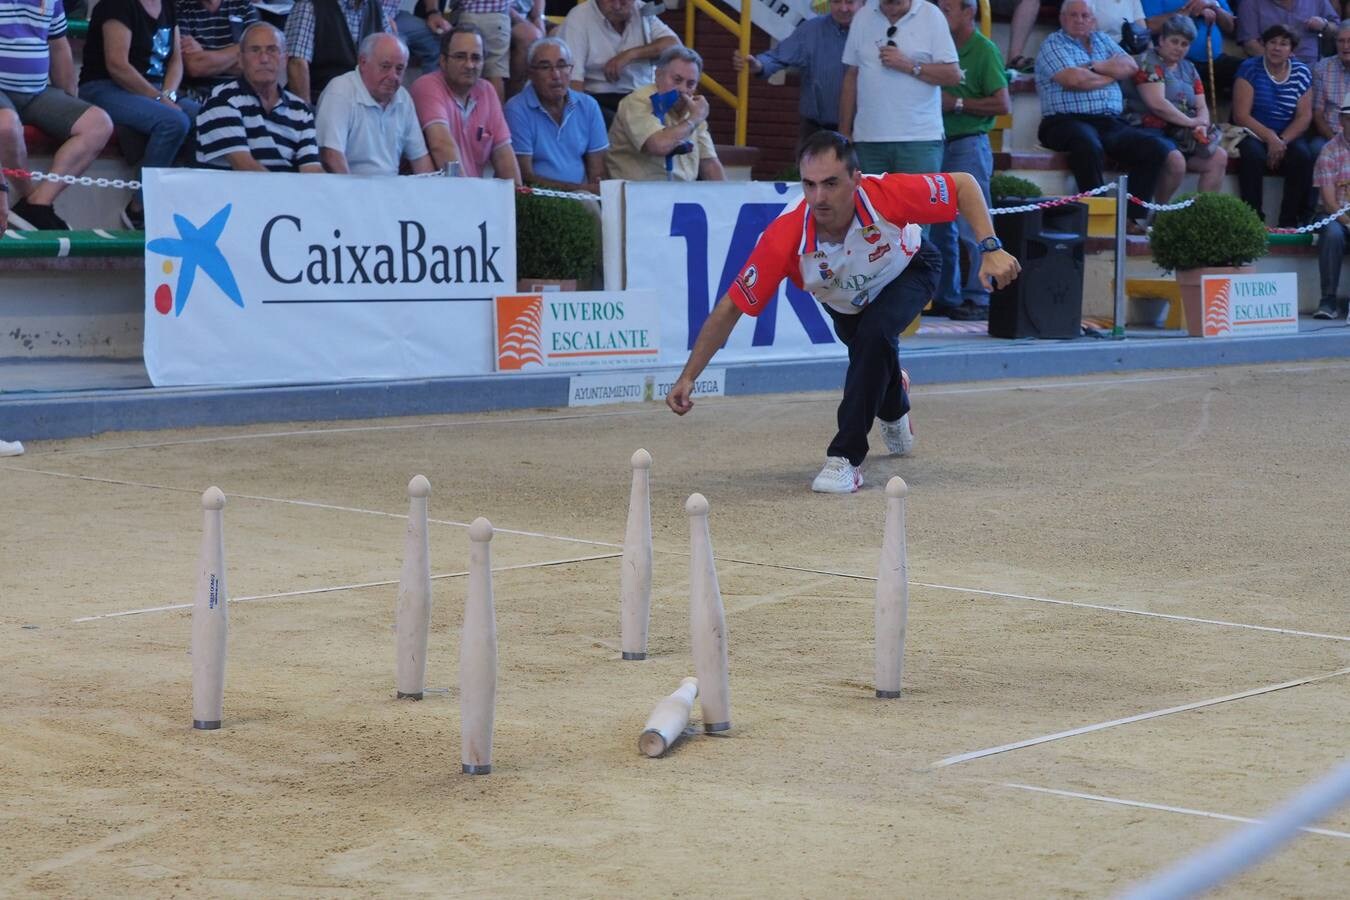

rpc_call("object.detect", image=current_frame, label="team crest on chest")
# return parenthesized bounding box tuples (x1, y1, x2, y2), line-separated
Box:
(817, 259, 835, 281)
(861, 224, 881, 245)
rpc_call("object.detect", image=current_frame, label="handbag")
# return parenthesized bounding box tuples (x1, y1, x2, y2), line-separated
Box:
(1119, 20, 1152, 55)
(1165, 122, 1222, 157)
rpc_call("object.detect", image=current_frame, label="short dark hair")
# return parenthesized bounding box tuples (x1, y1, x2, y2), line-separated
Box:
(439, 22, 485, 56)
(797, 130, 860, 174)
(1260, 23, 1299, 48)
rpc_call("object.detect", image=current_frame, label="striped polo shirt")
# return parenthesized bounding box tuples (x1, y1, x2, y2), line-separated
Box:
(0, 0, 67, 94)
(1236, 56, 1313, 135)
(196, 78, 321, 171)
(175, 0, 257, 50)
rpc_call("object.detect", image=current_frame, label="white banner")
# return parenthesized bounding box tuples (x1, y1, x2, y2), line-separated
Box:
(493, 290, 660, 370)
(142, 169, 516, 386)
(619, 181, 846, 367)
(720, 0, 822, 42)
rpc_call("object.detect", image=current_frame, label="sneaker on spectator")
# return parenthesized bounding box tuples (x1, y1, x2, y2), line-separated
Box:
(1338, 297, 1349, 319)
(120, 202, 145, 231)
(879, 413, 914, 456)
(9, 199, 69, 230)
(0, 439, 24, 457)
(1314, 298, 1338, 319)
(811, 456, 862, 493)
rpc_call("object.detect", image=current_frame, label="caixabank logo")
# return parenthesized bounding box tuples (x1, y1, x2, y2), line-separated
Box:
(146, 204, 244, 316)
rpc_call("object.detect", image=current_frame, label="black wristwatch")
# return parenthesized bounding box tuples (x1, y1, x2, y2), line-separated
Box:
(978, 235, 1003, 252)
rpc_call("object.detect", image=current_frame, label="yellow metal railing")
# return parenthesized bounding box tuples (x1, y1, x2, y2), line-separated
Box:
(685, 0, 752, 146)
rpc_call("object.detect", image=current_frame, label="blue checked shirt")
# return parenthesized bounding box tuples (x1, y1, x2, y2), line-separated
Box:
(752, 14, 849, 126)
(1035, 29, 1128, 117)
(285, 0, 399, 63)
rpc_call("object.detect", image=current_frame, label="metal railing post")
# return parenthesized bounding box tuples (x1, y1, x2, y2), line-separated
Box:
(1112, 175, 1128, 339)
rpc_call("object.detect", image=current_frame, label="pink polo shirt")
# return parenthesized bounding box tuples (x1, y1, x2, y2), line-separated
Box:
(409, 73, 512, 177)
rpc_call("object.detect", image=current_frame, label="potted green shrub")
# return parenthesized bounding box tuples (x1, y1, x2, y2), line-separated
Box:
(990, 173, 1043, 208)
(515, 190, 602, 291)
(1149, 192, 1269, 336)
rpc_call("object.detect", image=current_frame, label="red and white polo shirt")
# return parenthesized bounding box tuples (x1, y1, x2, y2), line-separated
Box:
(730, 172, 960, 317)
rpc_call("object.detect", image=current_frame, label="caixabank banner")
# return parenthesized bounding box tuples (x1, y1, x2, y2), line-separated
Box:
(142, 169, 516, 386)
(1201, 273, 1298, 338)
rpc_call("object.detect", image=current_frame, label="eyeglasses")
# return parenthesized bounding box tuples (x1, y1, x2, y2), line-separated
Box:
(530, 62, 574, 72)
(885, 24, 897, 47)
(444, 51, 484, 63)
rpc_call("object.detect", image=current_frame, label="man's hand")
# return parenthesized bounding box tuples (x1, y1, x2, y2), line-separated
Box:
(979, 248, 1021, 291)
(731, 50, 761, 74)
(1306, 15, 1328, 32)
(666, 376, 696, 414)
(603, 50, 630, 82)
(180, 32, 203, 54)
(427, 10, 451, 33)
(684, 94, 710, 124)
(879, 45, 912, 72)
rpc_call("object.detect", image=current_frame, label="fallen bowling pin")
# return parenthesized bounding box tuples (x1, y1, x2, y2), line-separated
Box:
(686, 493, 730, 733)
(191, 486, 228, 730)
(460, 517, 498, 774)
(620, 448, 653, 660)
(639, 676, 699, 757)
(874, 476, 909, 699)
(395, 475, 433, 700)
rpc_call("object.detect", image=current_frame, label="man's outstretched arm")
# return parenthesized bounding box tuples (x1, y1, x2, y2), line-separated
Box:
(666, 294, 743, 414)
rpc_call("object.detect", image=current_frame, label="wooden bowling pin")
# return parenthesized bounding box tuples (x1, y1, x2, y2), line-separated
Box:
(620, 448, 653, 660)
(686, 493, 730, 732)
(639, 676, 699, 757)
(460, 517, 498, 774)
(875, 477, 910, 699)
(395, 475, 432, 700)
(191, 487, 228, 730)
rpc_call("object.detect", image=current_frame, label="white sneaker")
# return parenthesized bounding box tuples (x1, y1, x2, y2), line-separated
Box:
(878, 413, 914, 456)
(811, 456, 862, 493)
(0, 439, 24, 457)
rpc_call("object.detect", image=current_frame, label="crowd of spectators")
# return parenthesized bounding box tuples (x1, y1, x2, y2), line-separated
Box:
(7, 0, 1350, 316)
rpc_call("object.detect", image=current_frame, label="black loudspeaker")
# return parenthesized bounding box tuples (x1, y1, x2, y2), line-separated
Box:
(988, 202, 1087, 339)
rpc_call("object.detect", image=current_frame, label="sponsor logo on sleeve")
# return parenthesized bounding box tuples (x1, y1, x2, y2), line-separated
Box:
(936, 175, 950, 205)
(922, 175, 939, 204)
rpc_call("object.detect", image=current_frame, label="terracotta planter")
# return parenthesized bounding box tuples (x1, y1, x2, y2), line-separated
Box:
(1175, 266, 1256, 336)
(516, 279, 578, 293)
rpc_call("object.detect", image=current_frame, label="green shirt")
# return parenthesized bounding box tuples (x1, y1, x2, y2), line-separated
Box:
(942, 30, 1008, 139)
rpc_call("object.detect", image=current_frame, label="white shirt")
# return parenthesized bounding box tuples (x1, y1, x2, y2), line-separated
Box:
(1090, 0, 1146, 42)
(315, 70, 429, 176)
(841, 0, 958, 142)
(557, 0, 678, 95)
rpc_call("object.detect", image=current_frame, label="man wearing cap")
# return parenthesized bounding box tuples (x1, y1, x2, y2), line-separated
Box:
(1311, 92, 1350, 319)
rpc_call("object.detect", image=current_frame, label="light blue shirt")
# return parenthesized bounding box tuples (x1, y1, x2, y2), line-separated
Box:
(753, 13, 849, 125)
(1139, 0, 1234, 64)
(504, 84, 609, 185)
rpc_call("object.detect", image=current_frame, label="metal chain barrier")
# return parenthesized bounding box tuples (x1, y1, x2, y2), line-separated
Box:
(3, 167, 141, 190)
(1266, 202, 1350, 235)
(989, 181, 1118, 215)
(517, 184, 601, 202)
(1126, 195, 1195, 213)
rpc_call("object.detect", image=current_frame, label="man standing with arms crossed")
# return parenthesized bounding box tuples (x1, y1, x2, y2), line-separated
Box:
(665, 132, 1021, 493)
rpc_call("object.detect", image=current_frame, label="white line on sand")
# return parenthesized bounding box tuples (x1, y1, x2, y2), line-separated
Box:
(998, 783, 1350, 840)
(16, 467, 1345, 643)
(72, 552, 620, 622)
(931, 667, 1350, 768)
